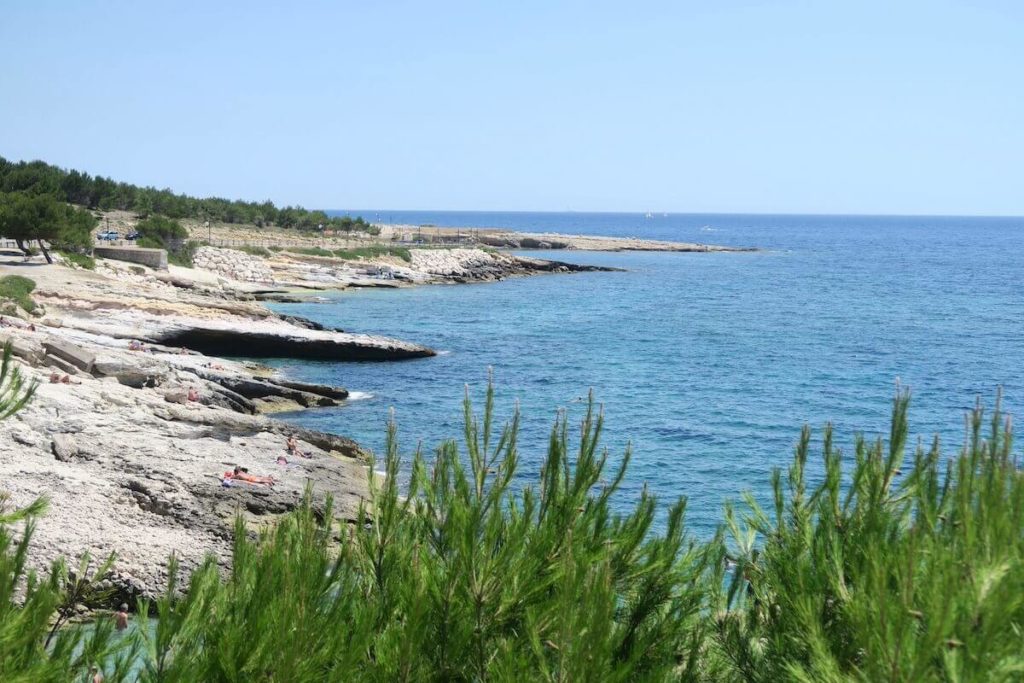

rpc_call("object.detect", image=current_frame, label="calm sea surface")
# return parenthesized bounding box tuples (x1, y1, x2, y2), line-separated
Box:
(267, 212, 1024, 537)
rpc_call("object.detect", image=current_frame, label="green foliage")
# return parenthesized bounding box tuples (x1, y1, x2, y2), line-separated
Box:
(135, 215, 188, 243)
(284, 245, 413, 262)
(58, 251, 96, 270)
(0, 344, 122, 683)
(285, 246, 334, 257)
(0, 155, 372, 233)
(333, 245, 413, 262)
(0, 275, 37, 312)
(715, 390, 1024, 682)
(0, 376, 1022, 680)
(235, 245, 272, 258)
(0, 191, 96, 263)
(167, 241, 199, 268)
(135, 216, 195, 266)
(120, 386, 713, 681)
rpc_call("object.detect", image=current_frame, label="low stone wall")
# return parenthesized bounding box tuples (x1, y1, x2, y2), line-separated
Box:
(94, 246, 168, 270)
(408, 248, 499, 276)
(193, 246, 274, 283)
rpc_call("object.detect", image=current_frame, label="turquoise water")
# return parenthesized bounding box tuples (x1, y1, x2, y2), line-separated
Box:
(271, 213, 1024, 537)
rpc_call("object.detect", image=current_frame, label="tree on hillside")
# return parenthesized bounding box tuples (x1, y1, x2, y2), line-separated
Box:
(135, 214, 188, 245)
(0, 155, 373, 234)
(0, 192, 96, 263)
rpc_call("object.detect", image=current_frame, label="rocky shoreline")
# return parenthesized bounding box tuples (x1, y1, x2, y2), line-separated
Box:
(0, 317, 372, 605)
(0, 244, 622, 603)
(0, 235, 729, 604)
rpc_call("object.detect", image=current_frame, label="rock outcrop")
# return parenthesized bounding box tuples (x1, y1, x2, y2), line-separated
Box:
(26, 258, 435, 362)
(397, 248, 618, 283)
(0, 325, 372, 603)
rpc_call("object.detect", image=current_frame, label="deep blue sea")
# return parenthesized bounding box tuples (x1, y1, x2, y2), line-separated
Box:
(268, 212, 1024, 537)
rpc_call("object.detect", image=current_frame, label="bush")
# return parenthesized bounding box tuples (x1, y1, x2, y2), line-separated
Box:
(714, 392, 1024, 681)
(1, 384, 1022, 680)
(285, 246, 333, 258)
(135, 215, 187, 243)
(135, 216, 194, 266)
(167, 240, 199, 268)
(333, 245, 412, 262)
(236, 245, 272, 258)
(58, 251, 95, 270)
(0, 275, 37, 312)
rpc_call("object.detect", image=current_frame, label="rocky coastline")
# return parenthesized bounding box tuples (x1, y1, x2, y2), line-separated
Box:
(0, 234, 729, 604)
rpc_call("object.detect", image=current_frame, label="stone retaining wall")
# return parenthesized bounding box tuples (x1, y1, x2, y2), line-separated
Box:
(408, 248, 498, 276)
(192, 246, 274, 283)
(93, 246, 168, 270)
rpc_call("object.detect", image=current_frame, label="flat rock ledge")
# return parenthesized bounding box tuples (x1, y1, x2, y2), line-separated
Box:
(155, 325, 434, 361)
(26, 262, 436, 362)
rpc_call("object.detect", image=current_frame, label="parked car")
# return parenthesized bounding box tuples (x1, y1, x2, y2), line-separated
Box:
(125, 231, 140, 240)
(96, 231, 120, 241)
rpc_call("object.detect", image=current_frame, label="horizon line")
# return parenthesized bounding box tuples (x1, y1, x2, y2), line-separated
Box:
(330, 209, 1024, 220)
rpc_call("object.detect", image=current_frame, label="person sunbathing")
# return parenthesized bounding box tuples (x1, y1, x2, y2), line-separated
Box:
(225, 466, 274, 486)
(286, 436, 312, 458)
(187, 387, 199, 402)
(49, 372, 81, 385)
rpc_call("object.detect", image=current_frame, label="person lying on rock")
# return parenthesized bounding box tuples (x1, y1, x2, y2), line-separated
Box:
(128, 340, 146, 352)
(187, 387, 199, 402)
(225, 465, 275, 486)
(49, 372, 81, 385)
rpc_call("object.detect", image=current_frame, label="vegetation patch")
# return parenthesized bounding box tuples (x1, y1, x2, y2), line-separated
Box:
(333, 245, 412, 262)
(0, 379, 1021, 680)
(0, 155, 373, 233)
(0, 191, 95, 263)
(57, 251, 96, 270)
(135, 215, 196, 266)
(0, 275, 37, 312)
(235, 245, 272, 258)
(285, 246, 334, 258)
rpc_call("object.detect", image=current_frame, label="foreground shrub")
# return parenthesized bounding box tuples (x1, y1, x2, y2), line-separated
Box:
(0, 344, 128, 682)
(0, 380, 1021, 681)
(134, 387, 714, 681)
(715, 391, 1024, 681)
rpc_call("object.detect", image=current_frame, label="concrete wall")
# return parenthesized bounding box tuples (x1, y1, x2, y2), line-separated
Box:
(93, 246, 168, 270)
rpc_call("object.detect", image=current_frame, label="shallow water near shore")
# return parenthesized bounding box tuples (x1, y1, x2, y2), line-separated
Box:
(268, 213, 1024, 537)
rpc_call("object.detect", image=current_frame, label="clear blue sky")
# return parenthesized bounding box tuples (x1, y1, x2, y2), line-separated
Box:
(1, 1, 1022, 215)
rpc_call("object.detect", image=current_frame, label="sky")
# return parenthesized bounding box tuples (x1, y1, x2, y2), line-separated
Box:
(1, 1, 1022, 215)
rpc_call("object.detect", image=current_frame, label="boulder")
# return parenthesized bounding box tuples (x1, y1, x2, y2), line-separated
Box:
(51, 434, 78, 462)
(43, 339, 96, 373)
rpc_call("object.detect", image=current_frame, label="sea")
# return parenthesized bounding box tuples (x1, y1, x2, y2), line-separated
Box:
(264, 212, 1024, 538)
